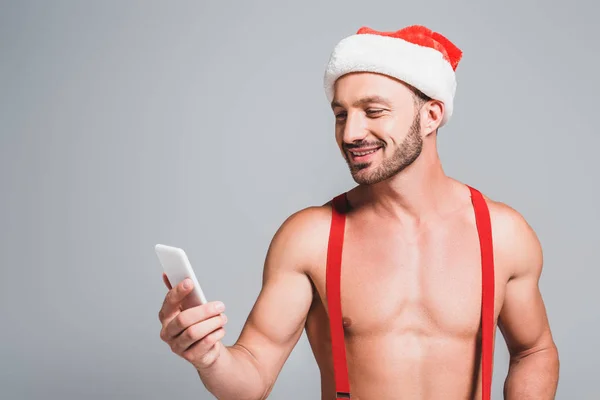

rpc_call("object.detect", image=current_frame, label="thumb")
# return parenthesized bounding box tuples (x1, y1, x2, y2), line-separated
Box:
(162, 273, 172, 290)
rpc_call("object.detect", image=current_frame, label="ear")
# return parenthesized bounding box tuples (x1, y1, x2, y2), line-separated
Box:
(422, 99, 444, 136)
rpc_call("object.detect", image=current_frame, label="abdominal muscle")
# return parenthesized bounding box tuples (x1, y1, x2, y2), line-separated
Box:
(305, 299, 489, 400)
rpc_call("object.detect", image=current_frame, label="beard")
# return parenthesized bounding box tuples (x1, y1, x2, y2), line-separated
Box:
(344, 113, 423, 185)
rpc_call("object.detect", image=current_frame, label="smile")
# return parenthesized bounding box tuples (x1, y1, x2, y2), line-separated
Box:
(348, 146, 382, 161)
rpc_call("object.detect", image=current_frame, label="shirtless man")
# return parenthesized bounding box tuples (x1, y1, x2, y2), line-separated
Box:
(157, 25, 559, 399)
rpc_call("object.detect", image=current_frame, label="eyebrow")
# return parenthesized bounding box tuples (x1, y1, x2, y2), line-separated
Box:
(330, 95, 393, 110)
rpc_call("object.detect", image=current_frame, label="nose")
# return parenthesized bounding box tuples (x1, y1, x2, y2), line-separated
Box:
(342, 113, 368, 144)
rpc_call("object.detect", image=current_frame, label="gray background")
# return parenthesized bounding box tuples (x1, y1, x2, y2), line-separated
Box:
(1, 1, 598, 399)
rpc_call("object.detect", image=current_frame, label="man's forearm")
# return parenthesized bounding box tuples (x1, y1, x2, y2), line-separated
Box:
(503, 345, 560, 399)
(197, 343, 268, 400)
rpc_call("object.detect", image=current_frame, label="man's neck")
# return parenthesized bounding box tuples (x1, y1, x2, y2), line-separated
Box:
(349, 144, 467, 225)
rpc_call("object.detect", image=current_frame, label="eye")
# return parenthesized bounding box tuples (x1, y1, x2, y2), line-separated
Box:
(335, 111, 347, 121)
(366, 109, 384, 117)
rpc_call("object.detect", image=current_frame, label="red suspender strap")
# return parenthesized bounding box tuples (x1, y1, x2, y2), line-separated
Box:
(326, 193, 351, 399)
(468, 185, 495, 400)
(326, 188, 493, 400)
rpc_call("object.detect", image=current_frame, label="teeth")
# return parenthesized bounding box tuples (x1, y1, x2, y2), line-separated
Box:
(353, 149, 378, 156)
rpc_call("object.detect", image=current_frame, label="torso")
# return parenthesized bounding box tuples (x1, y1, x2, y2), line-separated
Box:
(303, 186, 511, 400)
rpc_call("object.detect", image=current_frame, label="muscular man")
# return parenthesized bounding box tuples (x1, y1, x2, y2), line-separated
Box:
(158, 25, 559, 399)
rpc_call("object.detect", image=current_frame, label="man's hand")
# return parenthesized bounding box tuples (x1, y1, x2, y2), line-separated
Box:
(154, 206, 328, 400)
(158, 274, 228, 370)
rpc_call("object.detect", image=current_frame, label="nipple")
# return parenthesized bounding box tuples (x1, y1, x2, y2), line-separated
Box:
(342, 316, 353, 328)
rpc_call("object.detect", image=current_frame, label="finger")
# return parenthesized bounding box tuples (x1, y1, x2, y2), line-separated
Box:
(172, 314, 227, 353)
(165, 301, 226, 339)
(158, 278, 194, 324)
(181, 328, 226, 367)
(165, 301, 225, 338)
(162, 273, 172, 290)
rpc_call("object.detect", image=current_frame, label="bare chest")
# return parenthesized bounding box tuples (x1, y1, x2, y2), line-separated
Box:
(309, 213, 506, 339)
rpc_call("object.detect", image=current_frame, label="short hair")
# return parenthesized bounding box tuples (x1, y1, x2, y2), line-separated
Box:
(410, 86, 432, 108)
(408, 85, 439, 133)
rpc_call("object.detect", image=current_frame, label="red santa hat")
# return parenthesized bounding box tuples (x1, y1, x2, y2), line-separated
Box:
(323, 25, 463, 127)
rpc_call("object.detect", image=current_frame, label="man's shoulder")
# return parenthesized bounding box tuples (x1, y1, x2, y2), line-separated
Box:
(277, 202, 336, 237)
(265, 200, 338, 270)
(478, 192, 525, 225)
(478, 191, 535, 240)
(478, 191, 543, 279)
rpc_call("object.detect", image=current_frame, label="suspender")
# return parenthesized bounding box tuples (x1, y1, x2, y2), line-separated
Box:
(469, 185, 495, 400)
(326, 194, 351, 399)
(325, 186, 495, 400)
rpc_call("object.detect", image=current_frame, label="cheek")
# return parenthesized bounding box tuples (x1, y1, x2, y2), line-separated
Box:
(368, 118, 396, 142)
(373, 116, 410, 143)
(334, 129, 346, 155)
(334, 124, 342, 139)
(335, 128, 343, 147)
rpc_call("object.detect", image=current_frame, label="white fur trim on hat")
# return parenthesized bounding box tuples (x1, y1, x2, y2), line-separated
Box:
(324, 32, 459, 127)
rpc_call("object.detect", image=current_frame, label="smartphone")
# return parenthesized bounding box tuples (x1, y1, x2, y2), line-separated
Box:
(155, 244, 208, 309)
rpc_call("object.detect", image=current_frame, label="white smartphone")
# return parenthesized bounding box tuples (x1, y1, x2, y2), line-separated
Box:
(155, 244, 208, 309)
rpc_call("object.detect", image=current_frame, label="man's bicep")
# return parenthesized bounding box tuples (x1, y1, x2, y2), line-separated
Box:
(232, 208, 324, 386)
(496, 207, 554, 357)
(498, 271, 552, 357)
(236, 268, 313, 369)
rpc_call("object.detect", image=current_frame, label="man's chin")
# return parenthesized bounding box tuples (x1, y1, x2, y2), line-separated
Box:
(350, 167, 379, 185)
